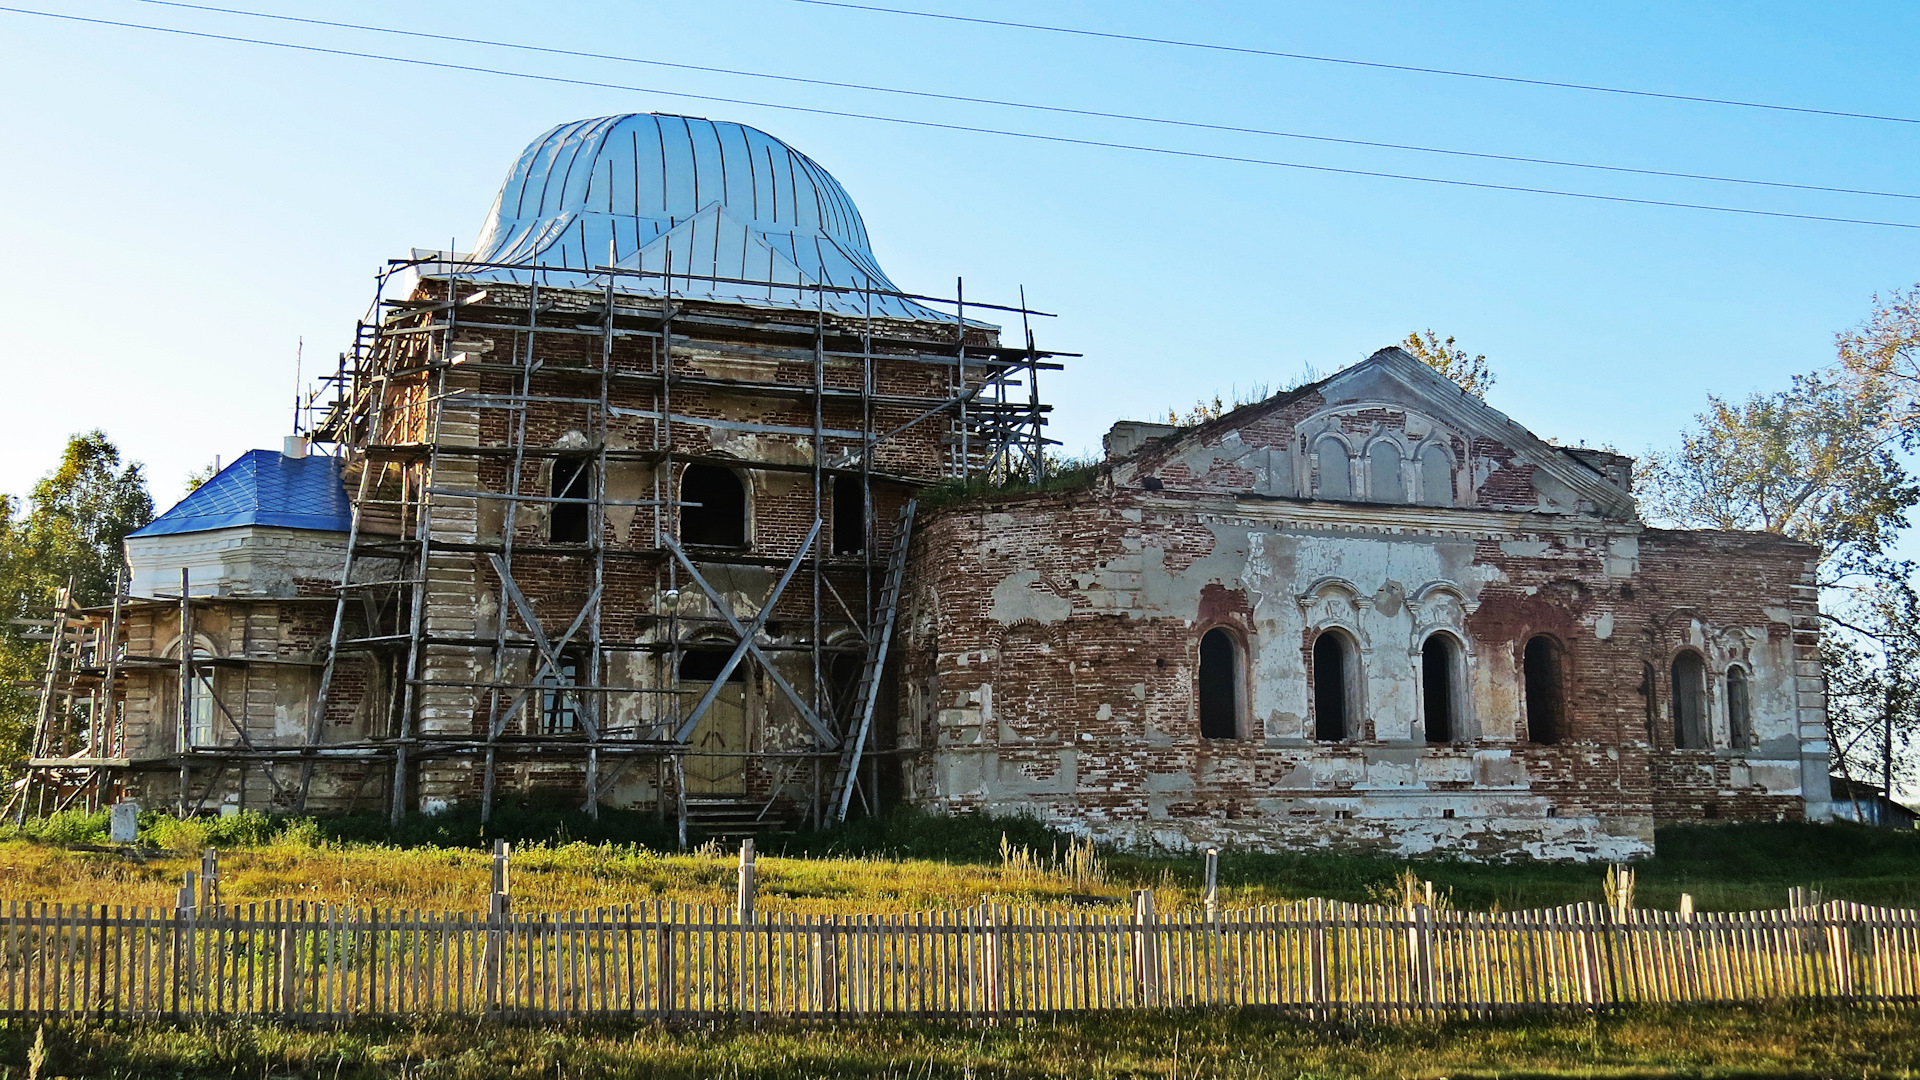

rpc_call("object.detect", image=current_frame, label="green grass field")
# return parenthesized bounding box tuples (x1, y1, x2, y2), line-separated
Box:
(1, 1002, 1917, 1078)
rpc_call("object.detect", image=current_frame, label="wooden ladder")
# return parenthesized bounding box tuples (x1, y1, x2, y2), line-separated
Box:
(828, 499, 916, 823)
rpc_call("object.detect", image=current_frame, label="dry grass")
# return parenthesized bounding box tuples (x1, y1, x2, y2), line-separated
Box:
(0, 838, 1148, 916)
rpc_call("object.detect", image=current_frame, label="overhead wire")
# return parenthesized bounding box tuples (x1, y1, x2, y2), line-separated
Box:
(119, 0, 1920, 202)
(783, 0, 1920, 127)
(3, 4, 1917, 231)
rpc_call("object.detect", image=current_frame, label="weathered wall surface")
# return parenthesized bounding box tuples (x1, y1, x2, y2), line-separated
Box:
(380, 284, 975, 816)
(118, 595, 381, 814)
(898, 352, 1824, 860)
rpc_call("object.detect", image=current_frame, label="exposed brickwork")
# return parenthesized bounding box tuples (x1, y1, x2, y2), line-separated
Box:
(897, 351, 1826, 861)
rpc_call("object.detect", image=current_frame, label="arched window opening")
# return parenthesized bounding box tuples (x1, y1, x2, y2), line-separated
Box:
(1315, 437, 1351, 500)
(1666, 645, 1712, 749)
(550, 455, 592, 544)
(1369, 442, 1405, 503)
(1419, 444, 1453, 506)
(181, 648, 217, 747)
(681, 465, 747, 548)
(1422, 634, 1460, 743)
(832, 474, 865, 556)
(1312, 631, 1352, 741)
(1727, 666, 1752, 750)
(1198, 628, 1242, 739)
(1523, 635, 1565, 744)
(1672, 652, 1710, 749)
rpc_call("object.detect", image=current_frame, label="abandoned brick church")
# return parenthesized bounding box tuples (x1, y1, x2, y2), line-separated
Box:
(29, 113, 1831, 861)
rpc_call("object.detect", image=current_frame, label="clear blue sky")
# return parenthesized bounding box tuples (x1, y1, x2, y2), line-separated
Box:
(1, 0, 1915, 510)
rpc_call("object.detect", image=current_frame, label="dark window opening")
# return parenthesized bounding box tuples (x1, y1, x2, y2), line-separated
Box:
(679, 646, 747, 684)
(1727, 667, 1751, 750)
(1672, 652, 1709, 749)
(681, 464, 747, 547)
(1422, 634, 1459, 743)
(832, 474, 866, 556)
(1312, 631, 1351, 741)
(1523, 635, 1565, 744)
(550, 456, 591, 544)
(540, 654, 582, 734)
(1198, 628, 1241, 739)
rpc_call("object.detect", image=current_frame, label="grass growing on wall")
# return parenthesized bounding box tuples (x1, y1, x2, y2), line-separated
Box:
(0, 811, 1918, 915)
(1, 1001, 1917, 1078)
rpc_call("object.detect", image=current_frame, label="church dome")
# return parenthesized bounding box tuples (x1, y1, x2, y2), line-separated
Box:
(463, 113, 949, 321)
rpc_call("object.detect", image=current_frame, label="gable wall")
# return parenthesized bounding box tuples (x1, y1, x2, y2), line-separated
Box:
(899, 475, 1819, 861)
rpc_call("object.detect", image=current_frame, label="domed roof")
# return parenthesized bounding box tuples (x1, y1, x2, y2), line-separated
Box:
(461, 113, 951, 321)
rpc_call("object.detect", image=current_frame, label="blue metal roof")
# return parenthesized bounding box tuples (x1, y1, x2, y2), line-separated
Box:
(130, 450, 351, 538)
(454, 113, 960, 323)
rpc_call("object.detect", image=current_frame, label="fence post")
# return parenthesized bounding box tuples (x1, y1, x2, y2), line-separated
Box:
(1131, 889, 1157, 1009)
(200, 849, 219, 910)
(176, 871, 195, 1018)
(1411, 902, 1435, 1009)
(1203, 849, 1219, 924)
(982, 903, 1003, 1021)
(1308, 897, 1330, 1020)
(1826, 902, 1854, 998)
(1678, 893, 1699, 1002)
(736, 839, 755, 1015)
(486, 839, 510, 1016)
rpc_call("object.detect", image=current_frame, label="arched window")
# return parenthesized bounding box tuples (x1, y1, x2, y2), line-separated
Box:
(1315, 437, 1351, 499)
(550, 455, 591, 543)
(1312, 631, 1354, 741)
(1418, 444, 1453, 506)
(1422, 633, 1462, 743)
(1727, 666, 1752, 750)
(1522, 635, 1565, 744)
(184, 649, 217, 747)
(1369, 442, 1405, 503)
(1198, 628, 1242, 739)
(1672, 652, 1709, 749)
(681, 464, 747, 548)
(832, 474, 865, 556)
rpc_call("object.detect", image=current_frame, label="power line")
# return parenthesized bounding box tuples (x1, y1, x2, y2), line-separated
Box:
(122, 0, 1920, 202)
(5, 4, 1917, 232)
(783, 0, 1920, 127)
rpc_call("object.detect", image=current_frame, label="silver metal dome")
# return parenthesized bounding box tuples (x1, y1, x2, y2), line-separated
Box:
(463, 113, 948, 321)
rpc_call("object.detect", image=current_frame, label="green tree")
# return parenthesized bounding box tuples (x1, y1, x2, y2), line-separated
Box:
(183, 459, 220, 494)
(1823, 578, 1920, 812)
(1401, 330, 1496, 398)
(0, 433, 153, 776)
(1635, 372, 1916, 584)
(1837, 283, 1920, 432)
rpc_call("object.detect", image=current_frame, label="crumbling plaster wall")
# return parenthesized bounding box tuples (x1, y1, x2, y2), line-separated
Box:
(899, 363, 1822, 861)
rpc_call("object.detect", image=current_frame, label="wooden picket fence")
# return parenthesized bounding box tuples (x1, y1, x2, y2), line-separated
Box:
(0, 844, 1914, 1021)
(0, 894, 1917, 1021)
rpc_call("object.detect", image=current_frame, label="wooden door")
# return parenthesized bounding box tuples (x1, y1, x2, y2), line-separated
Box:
(683, 682, 747, 795)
